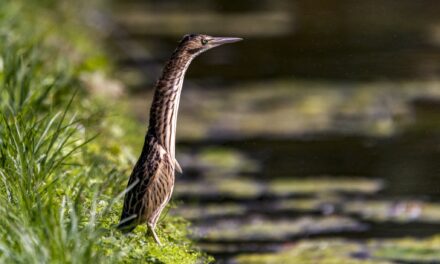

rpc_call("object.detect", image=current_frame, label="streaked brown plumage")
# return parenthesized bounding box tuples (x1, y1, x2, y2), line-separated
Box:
(118, 34, 242, 245)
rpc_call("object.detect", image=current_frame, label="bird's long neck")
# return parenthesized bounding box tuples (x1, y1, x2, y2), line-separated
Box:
(147, 51, 192, 159)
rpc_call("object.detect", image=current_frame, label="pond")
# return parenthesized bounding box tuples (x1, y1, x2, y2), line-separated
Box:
(109, 0, 440, 262)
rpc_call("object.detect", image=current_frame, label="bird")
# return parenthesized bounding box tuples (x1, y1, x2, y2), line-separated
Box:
(117, 34, 242, 245)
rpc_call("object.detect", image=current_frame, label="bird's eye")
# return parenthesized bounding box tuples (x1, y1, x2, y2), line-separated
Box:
(201, 39, 208, 45)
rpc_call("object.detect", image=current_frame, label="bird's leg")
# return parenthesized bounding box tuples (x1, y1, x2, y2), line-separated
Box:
(147, 223, 162, 246)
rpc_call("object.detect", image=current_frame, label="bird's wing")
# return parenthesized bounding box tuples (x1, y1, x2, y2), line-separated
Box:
(118, 139, 170, 231)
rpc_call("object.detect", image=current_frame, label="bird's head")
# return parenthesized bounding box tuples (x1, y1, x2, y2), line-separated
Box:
(177, 34, 242, 57)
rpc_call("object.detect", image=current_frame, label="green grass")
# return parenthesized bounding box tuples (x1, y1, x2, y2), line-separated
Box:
(0, 1, 210, 263)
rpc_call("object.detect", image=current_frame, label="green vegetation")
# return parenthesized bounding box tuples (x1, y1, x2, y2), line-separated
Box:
(268, 177, 383, 196)
(133, 80, 440, 140)
(234, 240, 392, 264)
(175, 177, 382, 200)
(195, 147, 259, 175)
(172, 203, 246, 220)
(371, 236, 440, 262)
(344, 200, 440, 223)
(0, 1, 209, 263)
(234, 236, 440, 264)
(198, 216, 363, 241)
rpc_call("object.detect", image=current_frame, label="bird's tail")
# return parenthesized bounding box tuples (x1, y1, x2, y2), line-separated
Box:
(117, 214, 138, 233)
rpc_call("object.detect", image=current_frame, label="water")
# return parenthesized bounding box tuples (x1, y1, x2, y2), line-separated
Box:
(181, 132, 440, 198)
(107, 0, 440, 262)
(111, 0, 440, 83)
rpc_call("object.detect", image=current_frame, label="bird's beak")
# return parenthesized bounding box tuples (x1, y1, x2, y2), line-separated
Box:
(210, 37, 243, 46)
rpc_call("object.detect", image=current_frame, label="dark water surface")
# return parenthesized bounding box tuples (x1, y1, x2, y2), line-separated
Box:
(180, 132, 440, 198)
(177, 133, 440, 262)
(108, 0, 440, 262)
(112, 0, 440, 84)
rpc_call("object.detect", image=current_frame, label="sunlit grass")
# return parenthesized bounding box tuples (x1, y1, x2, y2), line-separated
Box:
(0, 1, 210, 263)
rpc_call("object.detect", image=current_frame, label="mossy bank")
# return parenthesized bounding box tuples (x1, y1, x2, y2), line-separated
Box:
(0, 0, 210, 263)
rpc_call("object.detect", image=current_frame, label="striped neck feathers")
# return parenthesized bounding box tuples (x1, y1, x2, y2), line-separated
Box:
(147, 52, 193, 158)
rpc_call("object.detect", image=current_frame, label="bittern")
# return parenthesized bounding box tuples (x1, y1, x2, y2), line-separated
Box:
(118, 34, 242, 245)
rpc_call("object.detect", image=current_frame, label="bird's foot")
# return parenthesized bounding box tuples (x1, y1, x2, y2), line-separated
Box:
(147, 224, 162, 246)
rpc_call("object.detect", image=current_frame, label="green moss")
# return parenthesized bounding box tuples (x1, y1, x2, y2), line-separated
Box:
(183, 147, 259, 176)
(235, 240, 392, 264)
(277, 196, 340, 211)
(175, 177, 263, 199)
(0, 1, 209, 263)
(176, 177, 383, 200)
(129, 80, 440, 140)
(344, 200, 440, 223)
(234, 236, 440, 264)
(268, 178, 383, 196)
(172, 203, 246, 219)
(371, 236, 440, 262)
(197, 216, 363, 241)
